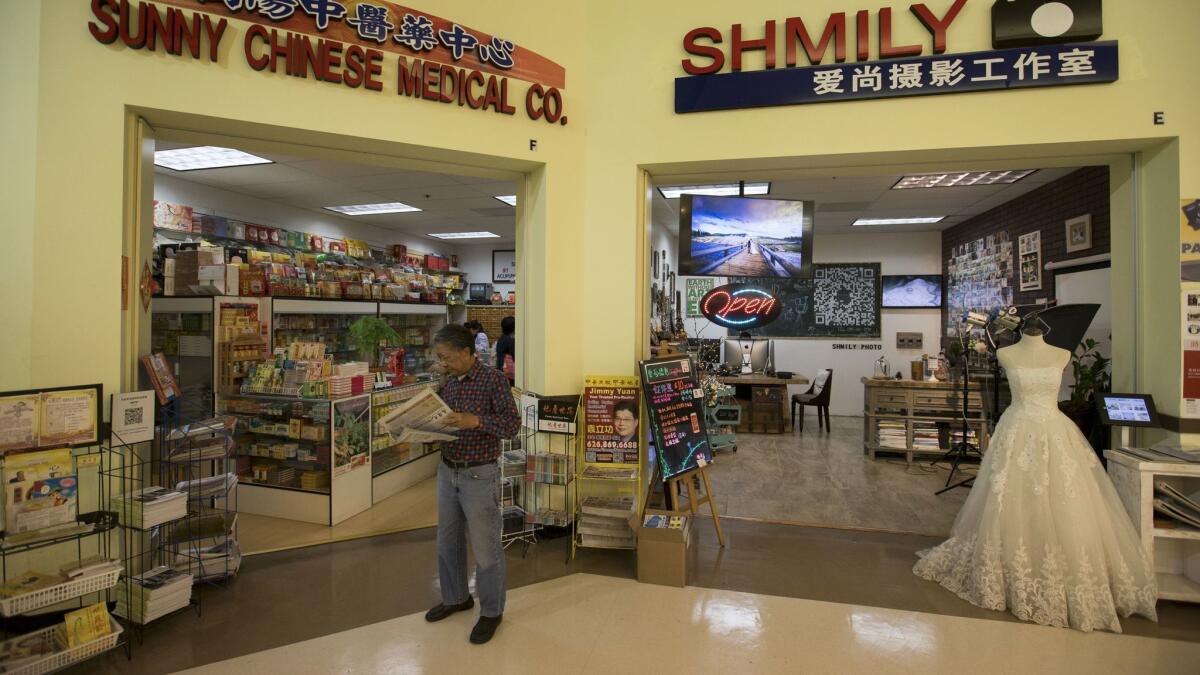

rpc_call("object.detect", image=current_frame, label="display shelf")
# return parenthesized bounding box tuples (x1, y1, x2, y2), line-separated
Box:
(0, 567, 121, 618)
(0, 615, 123, 674)
(0, 511, 118, 557)
(1153, 526, 1200, 541)
(1156, 572, 1200, 603)
(1106, 449, 1200, 605)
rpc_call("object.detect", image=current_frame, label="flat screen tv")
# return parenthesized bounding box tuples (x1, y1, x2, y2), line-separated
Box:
(679, 195, 814, 279)
(881, 274, 943, 308)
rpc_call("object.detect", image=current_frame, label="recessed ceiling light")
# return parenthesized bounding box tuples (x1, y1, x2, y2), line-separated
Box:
(658, 182, 771, 199)
(427, 232, 500, 240)
(494, 195, 517, 206)
(324, 202, 422, 215)
(892, 170, 1036, 189)
(853, 217, 946, 226)
(154, 146, 273, 171)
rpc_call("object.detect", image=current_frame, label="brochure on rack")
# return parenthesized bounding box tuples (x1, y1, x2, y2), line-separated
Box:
(378, 388, 459, 444)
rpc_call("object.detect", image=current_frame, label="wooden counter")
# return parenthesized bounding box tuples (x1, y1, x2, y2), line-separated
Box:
(718, 373, 809, 433)
(861, 377, 990, 463)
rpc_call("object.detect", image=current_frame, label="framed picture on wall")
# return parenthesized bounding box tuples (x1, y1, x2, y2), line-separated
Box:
(652, 250, 659, 281)
(1018, 231, 1042, 292)
(1065, 214, 1092, 253)
(493, 250, 516, 284)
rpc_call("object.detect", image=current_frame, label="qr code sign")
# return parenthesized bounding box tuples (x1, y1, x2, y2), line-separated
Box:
(124, 407, 143, 426)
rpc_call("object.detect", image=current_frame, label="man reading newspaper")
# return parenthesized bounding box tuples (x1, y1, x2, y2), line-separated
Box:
(421, 324, 520, 644)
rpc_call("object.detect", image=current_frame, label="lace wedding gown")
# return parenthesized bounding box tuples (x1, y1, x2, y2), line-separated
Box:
(913, 338, 1158, 632)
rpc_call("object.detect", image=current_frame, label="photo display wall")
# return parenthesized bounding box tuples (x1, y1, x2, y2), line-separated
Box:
(729, 263, 881, 338)
(945, 233, 1015, 335)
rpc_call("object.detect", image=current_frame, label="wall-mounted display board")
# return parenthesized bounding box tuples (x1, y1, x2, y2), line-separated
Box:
(639, 356, 712, 480)
(0, 384, 102, 454)
(945, 233, 1015, 335)
(728, 263, 881, 338)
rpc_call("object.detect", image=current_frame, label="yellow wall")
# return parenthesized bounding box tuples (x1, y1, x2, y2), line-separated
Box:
(5, 0, 1198, 423)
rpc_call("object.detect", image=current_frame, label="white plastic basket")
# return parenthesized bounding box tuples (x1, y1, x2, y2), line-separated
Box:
(0, 568, 122, 617)
(6, 616, 122, 675)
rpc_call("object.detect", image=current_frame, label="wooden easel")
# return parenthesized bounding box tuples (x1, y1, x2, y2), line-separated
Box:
(664, 463, 725, 547)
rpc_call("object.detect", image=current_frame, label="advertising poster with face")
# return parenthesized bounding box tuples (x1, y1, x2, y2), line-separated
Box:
(583, 376, 641, 464)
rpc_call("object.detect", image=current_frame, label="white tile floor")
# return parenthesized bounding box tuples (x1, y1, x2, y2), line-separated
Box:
(181, 574, 1200, 675)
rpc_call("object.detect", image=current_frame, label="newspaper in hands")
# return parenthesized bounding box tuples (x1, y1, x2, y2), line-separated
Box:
(379, 387, 460, 444)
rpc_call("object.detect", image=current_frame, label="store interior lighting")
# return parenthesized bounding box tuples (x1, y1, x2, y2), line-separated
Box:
(892, 170, 1036, 189)
(658, 182, 771, 199)
(427, 232, 501, 240)
(154, 146, 273, 171)
(494, 195, 518, 206)
(852, 217, 946, 226)
(324, 202, 422, 215)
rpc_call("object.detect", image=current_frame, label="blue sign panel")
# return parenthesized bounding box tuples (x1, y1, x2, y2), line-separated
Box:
(675, 41, 1118, 114)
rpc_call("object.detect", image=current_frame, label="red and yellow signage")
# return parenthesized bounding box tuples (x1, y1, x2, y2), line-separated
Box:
(87, 0, 568, 123)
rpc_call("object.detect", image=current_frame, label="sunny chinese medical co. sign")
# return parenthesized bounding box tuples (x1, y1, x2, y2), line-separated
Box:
(88, 0, 569, 124)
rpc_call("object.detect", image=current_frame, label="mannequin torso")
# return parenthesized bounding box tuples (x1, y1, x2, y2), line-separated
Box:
(996, 332, 1069, 371)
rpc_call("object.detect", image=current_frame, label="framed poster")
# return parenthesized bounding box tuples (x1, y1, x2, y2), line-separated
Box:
(0, 393, 40, 454)
(536, 395, 580, 435)
(686, 278, 714, 317)
(1064, 214, 1092, 253)
(582, 375, 641, 464)
(1018, 231, 1042, 292)
(652, 250, 659, 281)
(39, 388, 101, 448)
(332, 395, 371, 477)
(1183, 290, 1200, 418)
(492, 250, 516, 284)
(1182, 199, 1200, 282)
(111, 391, 156, 446)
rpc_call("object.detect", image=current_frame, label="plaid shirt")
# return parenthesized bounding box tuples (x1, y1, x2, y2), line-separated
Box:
(439, 359, 520, 463)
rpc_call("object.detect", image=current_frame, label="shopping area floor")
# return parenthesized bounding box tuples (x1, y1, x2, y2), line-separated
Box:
(80, 519, 1200, 675)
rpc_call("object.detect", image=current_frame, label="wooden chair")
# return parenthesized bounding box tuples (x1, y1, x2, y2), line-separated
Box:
(791, 370, 832, 432)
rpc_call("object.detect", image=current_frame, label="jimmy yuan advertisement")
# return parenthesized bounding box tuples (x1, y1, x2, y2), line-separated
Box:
(583, 377, 641, 464)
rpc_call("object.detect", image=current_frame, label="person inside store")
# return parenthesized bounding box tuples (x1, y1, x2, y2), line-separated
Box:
(465, 321, 490, 354)
(425, 324, 521, 644)
(494, 316, 515, 385)
(613, 399, 639, 444)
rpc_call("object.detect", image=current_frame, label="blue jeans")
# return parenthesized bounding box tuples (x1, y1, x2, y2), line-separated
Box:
(437, 461, 505, 617)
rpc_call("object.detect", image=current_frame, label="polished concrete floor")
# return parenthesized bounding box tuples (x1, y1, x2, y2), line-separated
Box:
(180, 574, 1200, 675)
(239, 475, 438, 555)
(78, 518, 1200, 674)
(708, 416, 971, 536)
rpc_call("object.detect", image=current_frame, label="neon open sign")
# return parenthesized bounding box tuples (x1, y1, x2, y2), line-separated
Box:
(700, 284, 782, 329)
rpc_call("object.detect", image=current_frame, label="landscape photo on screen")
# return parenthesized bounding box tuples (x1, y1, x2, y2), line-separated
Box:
(882, 275, 943, 308)
(681, 195, 812, 278)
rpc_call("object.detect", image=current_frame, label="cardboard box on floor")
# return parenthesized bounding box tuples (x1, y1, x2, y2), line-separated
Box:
(636, 508, 695, 588)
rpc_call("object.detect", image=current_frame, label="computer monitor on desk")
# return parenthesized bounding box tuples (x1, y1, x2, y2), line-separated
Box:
(723, 338, 771, 374)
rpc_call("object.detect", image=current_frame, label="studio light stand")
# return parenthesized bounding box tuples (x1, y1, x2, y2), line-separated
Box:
(936, 346, 983, 495)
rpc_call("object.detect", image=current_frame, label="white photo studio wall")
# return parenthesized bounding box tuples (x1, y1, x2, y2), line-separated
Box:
(657, 220, 944, 417)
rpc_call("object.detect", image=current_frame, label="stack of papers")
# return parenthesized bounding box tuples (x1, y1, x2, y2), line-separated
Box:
(174, 539, 242, 581)
(114, 566, 192, 625)
(579, 496, 636, 548)
(175, 473, 238, 499)
(110, 487, 187, 529)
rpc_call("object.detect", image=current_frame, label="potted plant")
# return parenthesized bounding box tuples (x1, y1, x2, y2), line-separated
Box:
(1058, 338, 1111, 447)
(347, 316, 401, 367)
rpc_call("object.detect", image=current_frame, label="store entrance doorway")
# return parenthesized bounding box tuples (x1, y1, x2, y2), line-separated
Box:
(127, 118, 532, 553)
(643, 153, 1131, 538)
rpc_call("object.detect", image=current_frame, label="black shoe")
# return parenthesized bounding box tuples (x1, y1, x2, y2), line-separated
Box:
(469, 614, 502, 644)
(425, 597, 474, 622)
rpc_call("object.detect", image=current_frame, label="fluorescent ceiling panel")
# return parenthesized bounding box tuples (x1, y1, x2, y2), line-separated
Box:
(658, 182, 771, 199)
(427, 232, 500, 240)
(494, 195, 518, 206)
(324, 202, 422, 215)
(154, 146, 273, 171)
(852, 217, 946, 226)
(892, 170, 1036, 189)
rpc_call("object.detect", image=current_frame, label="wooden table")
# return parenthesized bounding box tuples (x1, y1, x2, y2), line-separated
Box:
(718, 374, 810, 433)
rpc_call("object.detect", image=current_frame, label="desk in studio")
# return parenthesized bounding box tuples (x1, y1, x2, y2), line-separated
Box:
(717, 374, 810, 433)
(861, 377, 990, 463)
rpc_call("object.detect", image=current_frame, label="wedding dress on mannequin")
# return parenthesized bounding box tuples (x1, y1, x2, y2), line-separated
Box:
(913, 329, 1157, 632)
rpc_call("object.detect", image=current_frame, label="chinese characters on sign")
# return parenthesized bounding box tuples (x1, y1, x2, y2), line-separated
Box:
(676, 42, 1118, 113)
(583, 376, 641, 464)
(90, 1, 567, 124)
